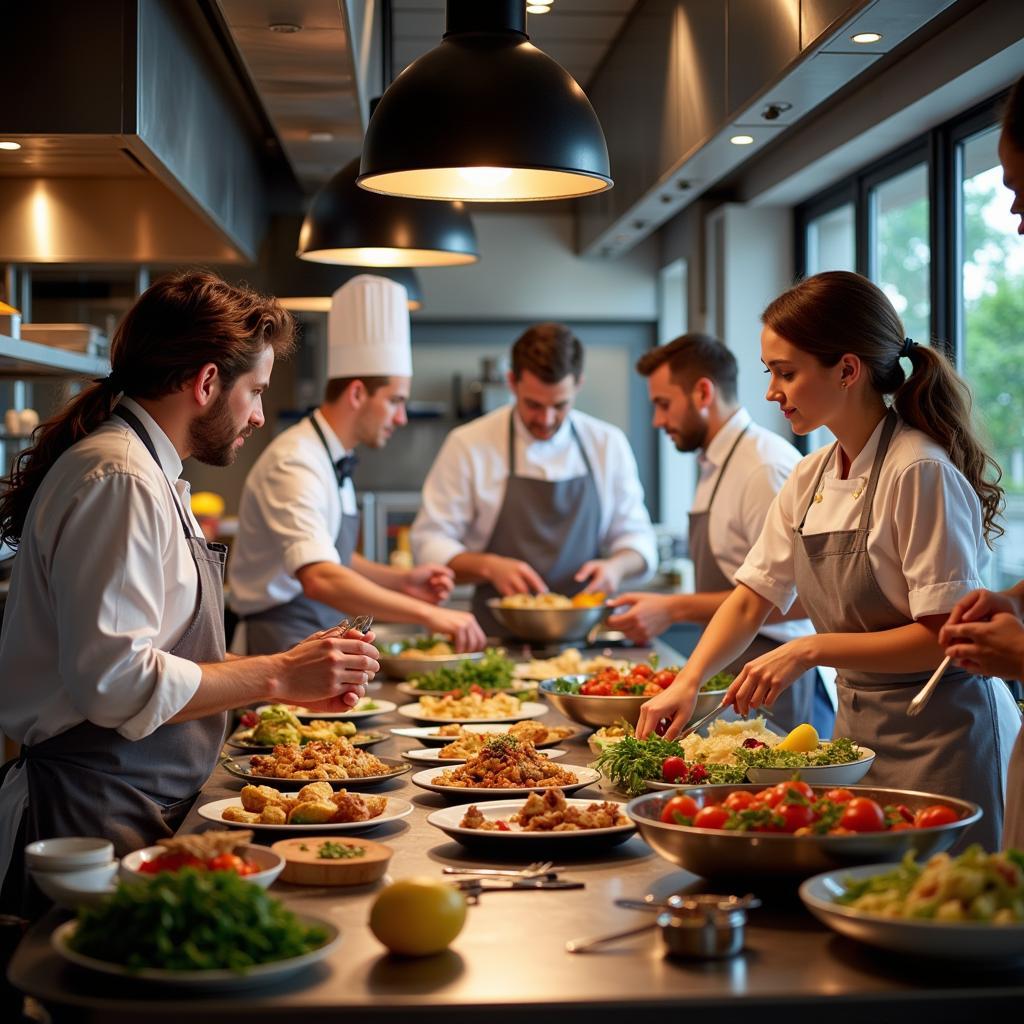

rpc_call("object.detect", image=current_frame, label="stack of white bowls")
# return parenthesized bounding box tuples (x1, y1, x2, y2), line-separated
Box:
(26, 838, 118, 909)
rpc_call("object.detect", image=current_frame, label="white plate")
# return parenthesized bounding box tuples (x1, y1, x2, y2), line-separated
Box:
(196, 796, 414, 832)
(52, 915, 340, 991)
(119, 844, 284, 889)
(744, 747, 876, 786)
(402, 747, 569, 765)
(411, 764, 602, 800)
(256, 699, 396, 722)
(800, 863, 1024, 961)
(220, 754, 411, 789)
(427, 798, 636, 848)
(396, 680, 536, 698)
(396, 699, 549, 725)
(389, 724, 576, 748)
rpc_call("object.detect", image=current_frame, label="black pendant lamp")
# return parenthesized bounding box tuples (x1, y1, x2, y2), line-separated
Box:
(297, 157, 478, 267)
(358, 0, 612, 203)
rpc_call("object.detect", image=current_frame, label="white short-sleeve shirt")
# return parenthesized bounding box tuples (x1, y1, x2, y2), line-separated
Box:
(736, 414, 986, 621)
(228, 411, 357, 616)
(410, 404, 658, 577)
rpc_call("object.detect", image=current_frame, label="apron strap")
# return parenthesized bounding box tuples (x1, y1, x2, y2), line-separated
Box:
(113, 406, 194, 540)
(309, 413, 347, 488)
(856, 408, 899, 533)
(705, 423, 750, 512)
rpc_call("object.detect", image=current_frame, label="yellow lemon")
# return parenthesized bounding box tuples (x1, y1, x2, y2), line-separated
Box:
(776, 723, 819, 753)
(369, 878, 467, 956)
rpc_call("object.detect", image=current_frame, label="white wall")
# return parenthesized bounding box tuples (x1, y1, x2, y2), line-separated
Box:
(414, 212, 659, 322)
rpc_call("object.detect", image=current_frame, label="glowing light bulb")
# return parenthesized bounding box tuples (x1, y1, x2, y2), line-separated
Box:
(457, 166, 514, 187)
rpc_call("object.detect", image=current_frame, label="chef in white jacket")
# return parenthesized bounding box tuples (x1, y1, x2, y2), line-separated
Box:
(229, 275, 485, 653)
(411, 322, 657, 635)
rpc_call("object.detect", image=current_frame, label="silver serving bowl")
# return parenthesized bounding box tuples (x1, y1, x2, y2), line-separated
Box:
(540, 676, 723, 730)
(627, 784, 981, 879)
(486, 598, 607, 642)
(377, 639, 486, 681)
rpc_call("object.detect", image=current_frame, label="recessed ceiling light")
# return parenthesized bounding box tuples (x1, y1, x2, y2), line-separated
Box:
(526, 4, 552, 12)
(309, 131, 334, 144)
(851, 31, 882, 44)
(0, 142, 22, 151)
(730, 134, 754, 146)
(268, 22, 301, 33)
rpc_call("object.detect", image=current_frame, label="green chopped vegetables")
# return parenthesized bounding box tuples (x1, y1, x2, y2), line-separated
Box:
(410, 648, 515, 691)
(547, 677, 582, 695)
(734, 736, 862, 769)
(69, 869, 328, 972)
(316, 841, 365, 860)
(699, 672, 734, 693)
(594, 735, 746, 797)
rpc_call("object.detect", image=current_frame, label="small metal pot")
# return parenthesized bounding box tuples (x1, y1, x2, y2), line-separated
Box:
(655, 895, 753, 959)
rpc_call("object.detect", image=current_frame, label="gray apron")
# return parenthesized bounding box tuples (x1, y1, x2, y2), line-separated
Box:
(1003, 730, 1024, 849)
(471, 413, 602, 637)
(690, 425, 820, 734)
(793, 409, 1021, 850)
(243, 415, 360, 655)
(1, 406, 228, 913)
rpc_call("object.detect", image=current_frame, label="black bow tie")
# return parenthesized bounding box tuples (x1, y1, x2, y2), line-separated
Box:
(334, 454, 359, 486)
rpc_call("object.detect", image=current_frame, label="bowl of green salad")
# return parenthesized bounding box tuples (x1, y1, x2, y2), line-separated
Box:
(378, 635, 487, 681)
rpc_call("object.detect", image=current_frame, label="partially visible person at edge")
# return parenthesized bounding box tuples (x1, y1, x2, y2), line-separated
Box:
(228, 274, 486, 655)
(606, 334, 835, 735)
(636, 270, 1021, 851)
(940, 73, 1024, 851)
(0, 271, 379, 914)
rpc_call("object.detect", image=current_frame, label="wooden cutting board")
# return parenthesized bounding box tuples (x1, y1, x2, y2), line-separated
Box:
(271, 837, 393, 886)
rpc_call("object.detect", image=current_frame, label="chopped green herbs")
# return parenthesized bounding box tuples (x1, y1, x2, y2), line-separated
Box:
(594, 735, 745, 797)
(316, 841, 365, 860)
(734, 736, 862, 769)
(699, 672, 734, 693)
(411, 649, 515, 691)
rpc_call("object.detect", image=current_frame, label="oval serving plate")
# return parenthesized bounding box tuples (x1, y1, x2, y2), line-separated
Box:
(396, 699, 548, 726)
(52, 915, 340, 991)
(401, 746, 569, 766)
(225, 730, 389, 753)
(389, 723, 579, 748)
(411, 764, 601, 801)
(255, 699, 397, 722)
(221, 754, 410, 790)
(197, 796, 414, 833)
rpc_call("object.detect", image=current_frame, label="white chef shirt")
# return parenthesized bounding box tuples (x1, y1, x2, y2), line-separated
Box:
(736, 413, 986, 621)
(0, 398, 205, 877)
(692, 407, 814, 644)
(228, 411, 357, 616)
(411, 404, 658, 576)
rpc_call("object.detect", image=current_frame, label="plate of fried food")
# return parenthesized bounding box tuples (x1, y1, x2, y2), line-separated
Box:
(199, 781, 414, 831)
(397, 691, 548, 725)
(391, 721, 579, 749)
(227, 704, 388, 752)
(402, 745, 569, 765)
(427, 788, 635, 851)
(221, 740, 410, 790)
(411, 735, 600, 799)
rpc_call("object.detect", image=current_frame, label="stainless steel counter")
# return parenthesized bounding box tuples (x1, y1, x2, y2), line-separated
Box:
(9, 647, 1024, 1022)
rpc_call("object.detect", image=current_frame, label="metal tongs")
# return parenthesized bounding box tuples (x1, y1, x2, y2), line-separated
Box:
(676, 698, 774, 741)
(452, 876, 584, 904)
(329, 614, 375, 636)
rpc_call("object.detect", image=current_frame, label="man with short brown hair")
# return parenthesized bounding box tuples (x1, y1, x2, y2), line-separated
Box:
(412, 322, 657, 635)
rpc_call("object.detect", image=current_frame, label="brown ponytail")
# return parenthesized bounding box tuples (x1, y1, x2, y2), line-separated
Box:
(762, 271, 1004, 544)
(0, 270, 296, 549)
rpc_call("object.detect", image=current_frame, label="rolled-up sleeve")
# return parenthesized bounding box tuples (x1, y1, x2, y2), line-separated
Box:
(602, 428, 657, 576)
(50, 473, 201, 741)
(892, 459, 984, 619)
(411, 433, 476, 567)
(735, 478, 799, 613)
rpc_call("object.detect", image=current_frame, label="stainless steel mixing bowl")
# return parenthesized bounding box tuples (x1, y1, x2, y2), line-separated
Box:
(486, 598, 608, 642)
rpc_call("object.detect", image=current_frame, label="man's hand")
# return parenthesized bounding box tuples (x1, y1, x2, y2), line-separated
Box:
(724, 637, 816, 716)
(425, 609, 487, 653)
(273, 629, 380, 709)
(401, 563, 455, 605)
(486, 555, 547, 596)
(940, 613, 1024, 679)
(574, 558, 622, 595)
(606, 592, 678, 644)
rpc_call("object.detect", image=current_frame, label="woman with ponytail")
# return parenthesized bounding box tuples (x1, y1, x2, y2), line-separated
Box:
(637, 269, 1021, 849)
(0, 270, 381, 913)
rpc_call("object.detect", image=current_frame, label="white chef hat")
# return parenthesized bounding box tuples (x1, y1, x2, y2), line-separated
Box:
(327, 274, 411, 379)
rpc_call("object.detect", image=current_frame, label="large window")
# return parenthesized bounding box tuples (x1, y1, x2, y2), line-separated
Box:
(806, 203, 855, 274)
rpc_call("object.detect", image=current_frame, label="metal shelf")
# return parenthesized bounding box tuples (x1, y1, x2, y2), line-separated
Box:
(0, 335, 109, 378)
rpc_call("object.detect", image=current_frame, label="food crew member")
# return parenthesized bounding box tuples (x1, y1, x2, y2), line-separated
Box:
(0, 271, 378, 912)
(608, 334, 835, 734)
(411, 323, 657, 636)
(637, 271, 1021, 850)
(229, 274, 485, 654)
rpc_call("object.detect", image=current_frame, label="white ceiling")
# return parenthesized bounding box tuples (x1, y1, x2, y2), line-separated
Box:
(216, 0, 639, 192)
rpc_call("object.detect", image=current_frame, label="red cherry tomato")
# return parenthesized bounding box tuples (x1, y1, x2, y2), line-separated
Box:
(839, 797, 886, 833)
(631, 664, 654, 679)
(777, 780, 814, 803)
(756, 787, 784, 808)
(777, 802, 815, 833)
(661, 756, 688, 783)
(824, 788, 855, 804)
(692, 805, 730, 830)
(660, 794, 700, 824)
(207, 853, 247, 874)
(724, 791, 757, 812)
(913, 804, 960, 829)
(652, 670, 676, 690)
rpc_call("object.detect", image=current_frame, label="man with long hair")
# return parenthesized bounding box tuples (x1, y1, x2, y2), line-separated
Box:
(0, 271, 379, 911)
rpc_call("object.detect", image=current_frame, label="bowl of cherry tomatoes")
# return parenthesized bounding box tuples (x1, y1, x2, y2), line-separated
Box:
(626, 783, 980, 878)
(120, 843, 285, 889)
(540, 665, 681, 728)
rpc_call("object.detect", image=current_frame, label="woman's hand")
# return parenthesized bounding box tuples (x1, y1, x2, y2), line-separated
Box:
(636, 674, 698, 740)
(941, 613, 1024, 679)
(724, 637, 815, 716)
(941, 588, 1021, 635)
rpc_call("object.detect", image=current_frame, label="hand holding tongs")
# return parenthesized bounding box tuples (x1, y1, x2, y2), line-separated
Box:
(327, 614, 375, 638)
(907, 655, 951, 716)
(676, 689, 776, 741)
